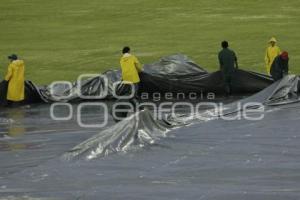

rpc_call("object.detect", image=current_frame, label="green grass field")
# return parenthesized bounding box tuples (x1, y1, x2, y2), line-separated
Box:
(0, 0, 299, 84)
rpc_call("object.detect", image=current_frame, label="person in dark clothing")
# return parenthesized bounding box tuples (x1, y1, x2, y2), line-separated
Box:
(218, 41, 238, 95)
(270, 51, 289, 81)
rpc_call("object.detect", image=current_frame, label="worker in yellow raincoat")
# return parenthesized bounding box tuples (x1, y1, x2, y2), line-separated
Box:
(113, 47, 143, 121)
(4, 54, 25, 103)
(119, 46, 143, 97)
(265, 37, 281, 75)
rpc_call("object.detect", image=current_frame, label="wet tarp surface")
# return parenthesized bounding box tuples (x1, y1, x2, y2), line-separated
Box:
(0, 74, 300, 199)
(0, 54, 274, 104)
(0, 55, 300, 200)
(63, 75, 300, 159)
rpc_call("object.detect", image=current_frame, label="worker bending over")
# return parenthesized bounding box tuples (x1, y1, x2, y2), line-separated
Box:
(119, 46, 143, 97)
(270, 51, 289, 81)
(4, 54, 25, 105)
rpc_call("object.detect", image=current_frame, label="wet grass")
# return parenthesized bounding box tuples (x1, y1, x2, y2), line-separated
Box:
(0, 0, 300, 84)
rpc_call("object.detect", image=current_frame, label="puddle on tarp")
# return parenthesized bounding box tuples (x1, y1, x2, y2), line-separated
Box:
(0, 103, 115, 179)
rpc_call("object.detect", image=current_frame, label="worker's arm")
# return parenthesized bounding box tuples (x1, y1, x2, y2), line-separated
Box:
(218, 53, 223, 70)
(4, 64, 13, 81)
(134, 56, 143, 72)
(234, 52, 239, 69)
(283, 60, 289, 76)
(264, 48, 269, 65)
(277, 46, 281, 55)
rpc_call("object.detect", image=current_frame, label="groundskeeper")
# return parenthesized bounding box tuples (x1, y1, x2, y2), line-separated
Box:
(270, 51, 289, 81)
(265, 37, 281, 75)
(218, 41, 238, 95)
(119, 46, 143, 97)
(4, 54, 25, 103)
(112, 47, 143, 121)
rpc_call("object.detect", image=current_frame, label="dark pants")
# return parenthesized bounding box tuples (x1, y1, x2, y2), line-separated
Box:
(222, 74, 233, 95)
(116, 83, 139, 99)
(112, 83, 140, 122)
(7, 101, 24, 107)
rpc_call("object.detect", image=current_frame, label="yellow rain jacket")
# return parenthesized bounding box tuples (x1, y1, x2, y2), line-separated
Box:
(5, 60, 25, 101)
(265, 45, 281, 75)
(120, 53, 142, 83)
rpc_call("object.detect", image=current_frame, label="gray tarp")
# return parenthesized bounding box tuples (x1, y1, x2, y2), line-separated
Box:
(0, 75, 300, 200)
(1, 55, 300, 200)
(0, 54, 274, 105)
(63, 75, 300, 160)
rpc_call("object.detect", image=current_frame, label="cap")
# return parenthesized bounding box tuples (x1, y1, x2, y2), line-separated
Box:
(8, 54, 18, 60)
(269, 37, 277, 43)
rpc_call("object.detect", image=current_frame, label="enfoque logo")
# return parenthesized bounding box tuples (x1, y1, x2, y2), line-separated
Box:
(49, 74, 265, 128)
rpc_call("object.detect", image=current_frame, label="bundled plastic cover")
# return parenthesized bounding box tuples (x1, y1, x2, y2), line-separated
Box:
(0, 80, 42, 105)
(0, 54, 274, 104)
(63, 109, 172, 160)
